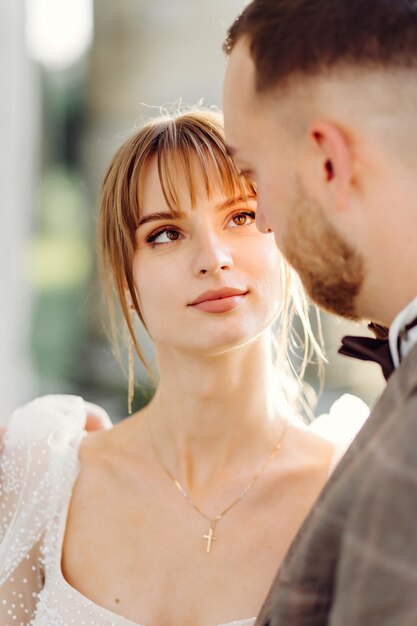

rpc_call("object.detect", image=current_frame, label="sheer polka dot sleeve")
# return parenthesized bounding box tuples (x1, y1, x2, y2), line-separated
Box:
(0, 396, 86, 626)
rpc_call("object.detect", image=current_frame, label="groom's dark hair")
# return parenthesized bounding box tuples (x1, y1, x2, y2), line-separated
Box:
(224, 0, 417, 92)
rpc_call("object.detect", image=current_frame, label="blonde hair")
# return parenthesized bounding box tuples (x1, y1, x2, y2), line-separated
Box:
(98, 108, 324, 415)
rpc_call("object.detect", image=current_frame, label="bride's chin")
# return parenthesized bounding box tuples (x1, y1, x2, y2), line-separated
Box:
(183, 330, 267, 358)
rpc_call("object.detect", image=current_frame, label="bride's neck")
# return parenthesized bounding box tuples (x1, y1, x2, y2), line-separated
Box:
(142, 335, 285, 487)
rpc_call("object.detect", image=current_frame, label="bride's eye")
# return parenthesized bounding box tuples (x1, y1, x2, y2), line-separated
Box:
(228, 210, 256, 228)
(146, 227, 183, 245)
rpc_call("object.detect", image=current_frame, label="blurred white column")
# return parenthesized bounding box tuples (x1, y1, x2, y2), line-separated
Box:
(0, 0, 37, 421)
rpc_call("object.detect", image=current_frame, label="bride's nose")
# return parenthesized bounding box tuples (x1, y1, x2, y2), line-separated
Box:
(192, 231, 234, 276)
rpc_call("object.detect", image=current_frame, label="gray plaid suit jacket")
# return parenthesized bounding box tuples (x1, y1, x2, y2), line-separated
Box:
(256, 343, 417, 626)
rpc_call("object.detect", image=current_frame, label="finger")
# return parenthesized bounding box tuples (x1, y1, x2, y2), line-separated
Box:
(84, 402, 113, 432)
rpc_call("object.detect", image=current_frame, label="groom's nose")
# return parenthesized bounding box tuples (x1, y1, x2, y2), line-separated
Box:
(255, 208, 273, 235)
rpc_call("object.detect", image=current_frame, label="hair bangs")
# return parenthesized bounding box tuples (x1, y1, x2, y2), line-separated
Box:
(153, 114, 254, 214)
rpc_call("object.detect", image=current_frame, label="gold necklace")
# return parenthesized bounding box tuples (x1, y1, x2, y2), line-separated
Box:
(146, 416, 288, 553)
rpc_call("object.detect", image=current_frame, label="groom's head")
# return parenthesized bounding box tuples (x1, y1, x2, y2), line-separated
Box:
(223, 0, 417, 324)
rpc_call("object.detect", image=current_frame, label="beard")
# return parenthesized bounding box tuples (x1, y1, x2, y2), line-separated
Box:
(282, 184, 365, 320)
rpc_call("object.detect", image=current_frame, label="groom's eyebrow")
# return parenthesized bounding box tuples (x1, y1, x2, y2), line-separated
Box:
(225, 145, 236, 157)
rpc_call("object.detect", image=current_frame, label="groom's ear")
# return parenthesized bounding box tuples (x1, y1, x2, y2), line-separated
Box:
(307, 120, 353, 213)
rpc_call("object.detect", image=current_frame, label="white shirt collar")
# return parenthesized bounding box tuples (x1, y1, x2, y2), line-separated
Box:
(389, 294, 417, 368)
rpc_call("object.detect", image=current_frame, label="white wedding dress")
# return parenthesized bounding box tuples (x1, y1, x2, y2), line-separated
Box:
(0, 394, 369, 626)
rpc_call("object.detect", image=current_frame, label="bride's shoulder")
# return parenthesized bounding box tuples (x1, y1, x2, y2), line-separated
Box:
(0, 395, 88, 563)
(285, 415, 335, 471)
(77, 408, 147, 469)
(5, 394, 87, 445)
(1, 394, 87, 488)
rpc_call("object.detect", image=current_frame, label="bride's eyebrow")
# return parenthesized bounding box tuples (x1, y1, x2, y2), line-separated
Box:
(138, 210, 186, 227)
(218, 194, 256, 210)
(138, 195, 256, 227)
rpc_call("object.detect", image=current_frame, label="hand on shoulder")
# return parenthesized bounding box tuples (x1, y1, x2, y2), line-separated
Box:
(83, 401, 113, 432)
(0, 400, 113, 452)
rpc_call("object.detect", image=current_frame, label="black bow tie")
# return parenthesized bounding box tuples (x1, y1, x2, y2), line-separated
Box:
(338, 319, 417, 381)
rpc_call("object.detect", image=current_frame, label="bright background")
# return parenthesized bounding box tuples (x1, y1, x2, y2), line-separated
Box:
(0, 0, 383, 424)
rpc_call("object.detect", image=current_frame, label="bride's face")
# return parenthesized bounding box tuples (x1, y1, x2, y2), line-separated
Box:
(132, 155, 282, 356)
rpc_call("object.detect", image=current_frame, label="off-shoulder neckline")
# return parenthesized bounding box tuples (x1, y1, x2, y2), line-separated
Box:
(51, 431, 256, 626)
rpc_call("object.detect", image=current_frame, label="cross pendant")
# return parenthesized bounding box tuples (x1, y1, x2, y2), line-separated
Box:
(203, 525, 216, 553)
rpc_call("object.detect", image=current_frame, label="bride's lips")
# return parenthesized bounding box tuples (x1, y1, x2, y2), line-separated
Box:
(189, 288, 249, 313)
